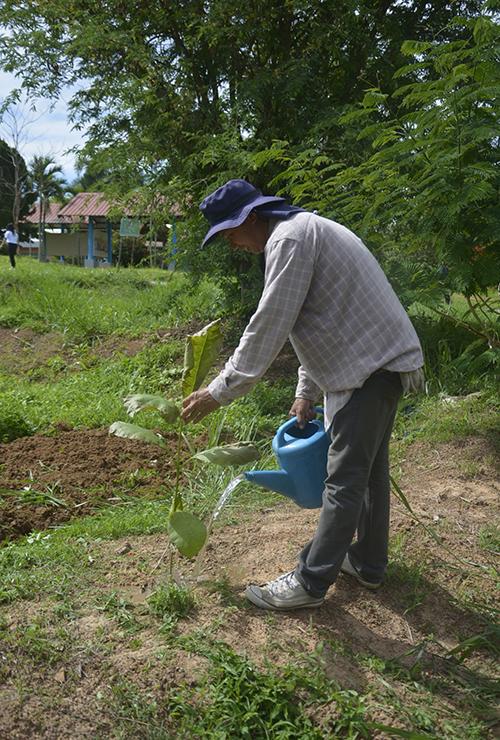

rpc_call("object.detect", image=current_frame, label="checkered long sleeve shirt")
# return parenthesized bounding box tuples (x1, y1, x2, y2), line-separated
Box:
(208, 213, 423, 411)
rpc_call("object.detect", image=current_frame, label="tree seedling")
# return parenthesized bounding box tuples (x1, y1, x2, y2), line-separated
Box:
(109, 319, 259, 559)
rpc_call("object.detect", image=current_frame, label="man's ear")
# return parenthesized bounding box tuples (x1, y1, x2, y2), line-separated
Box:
(247, 210, 258, 224)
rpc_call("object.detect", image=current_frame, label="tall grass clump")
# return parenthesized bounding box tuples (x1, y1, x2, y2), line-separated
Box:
(412, 313, 498, 396)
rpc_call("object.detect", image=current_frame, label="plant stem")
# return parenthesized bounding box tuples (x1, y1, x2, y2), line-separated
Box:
(173, 417, 184, 510)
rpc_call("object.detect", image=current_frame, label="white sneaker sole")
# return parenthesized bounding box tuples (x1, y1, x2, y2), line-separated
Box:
(245, 586, 324, 611)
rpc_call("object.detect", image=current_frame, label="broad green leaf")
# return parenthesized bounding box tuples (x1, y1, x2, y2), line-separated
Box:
(193, 443, 260, 467)
(123, 394, 179, 422)
(109, 421, 166, 447)
(182, 319, 222, 398)
(167, 511, 207, 558)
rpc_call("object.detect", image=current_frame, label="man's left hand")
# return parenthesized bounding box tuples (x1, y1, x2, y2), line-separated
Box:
(181, 388, 220, 423)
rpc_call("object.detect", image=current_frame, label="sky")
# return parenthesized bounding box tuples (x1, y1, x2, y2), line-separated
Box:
(0, 70, 86, 184)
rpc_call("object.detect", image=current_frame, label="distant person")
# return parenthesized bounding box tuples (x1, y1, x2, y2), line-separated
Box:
(182, 179, 424, 611)
(3, 223, 19, 268)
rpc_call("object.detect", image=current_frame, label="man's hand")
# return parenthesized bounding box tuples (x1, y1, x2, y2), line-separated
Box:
(289, 398, 316, 429)
(181, 387, 220, 423)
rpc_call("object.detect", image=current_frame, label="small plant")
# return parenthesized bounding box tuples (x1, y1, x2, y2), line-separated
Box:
(147, 583, 196, 621)
(97, 591, 143, 634)
(0, 408, 34, 443)
(7, 481, 67, 508)
(109, 320, 260, 560)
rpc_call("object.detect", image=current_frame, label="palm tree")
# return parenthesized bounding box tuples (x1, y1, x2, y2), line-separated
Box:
(29, 155, 66, 261)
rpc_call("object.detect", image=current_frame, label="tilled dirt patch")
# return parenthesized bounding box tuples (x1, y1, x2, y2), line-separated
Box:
(0, 428, 182, 541)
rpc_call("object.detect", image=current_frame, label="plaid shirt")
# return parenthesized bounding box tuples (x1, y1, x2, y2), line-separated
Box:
(208, 213, 423, 411)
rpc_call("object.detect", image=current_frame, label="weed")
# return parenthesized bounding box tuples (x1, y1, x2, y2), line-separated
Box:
(7, 482, 67, 508)
(168, 641, 370, 739)
(0, 406, 34, 442)
(11, 622, 70, 665)
(147, 583, 196, 622)
(97, 591, 143, 634)
(108, 640, 370, 739)
(109, 679, 166, 737)
(478, 523, 500, 554)
(386, 544, 428, 614)
(204, 575, 247, 608)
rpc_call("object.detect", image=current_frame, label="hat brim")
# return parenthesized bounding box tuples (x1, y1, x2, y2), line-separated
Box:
(201, 195, 286, 247)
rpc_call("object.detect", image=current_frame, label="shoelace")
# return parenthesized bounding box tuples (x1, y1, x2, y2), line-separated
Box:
(266, 571, 298, 596)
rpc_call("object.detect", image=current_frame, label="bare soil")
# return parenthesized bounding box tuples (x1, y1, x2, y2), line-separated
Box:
(0, 430, 498, 738)
(0, 428, 184, 541)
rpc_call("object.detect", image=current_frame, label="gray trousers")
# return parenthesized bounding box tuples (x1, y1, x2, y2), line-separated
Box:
(296, 370, 403, 597)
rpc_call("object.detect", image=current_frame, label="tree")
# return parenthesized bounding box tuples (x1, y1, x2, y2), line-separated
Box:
(0, 138, 30, 228)
(28, 155, 66, 261)
(260, 11, 499, 345)
(0, 104, 38, 228)
(0, 1, 483, 190)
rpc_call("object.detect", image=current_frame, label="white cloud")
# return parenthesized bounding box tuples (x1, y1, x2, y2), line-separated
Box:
(0, 71, 87, 183)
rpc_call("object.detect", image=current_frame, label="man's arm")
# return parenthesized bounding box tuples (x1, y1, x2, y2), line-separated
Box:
(181, 237, 316, 422)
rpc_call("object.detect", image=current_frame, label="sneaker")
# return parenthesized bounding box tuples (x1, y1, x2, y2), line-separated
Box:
(340, 554, 382, 590)
(245, 571, 324, 611)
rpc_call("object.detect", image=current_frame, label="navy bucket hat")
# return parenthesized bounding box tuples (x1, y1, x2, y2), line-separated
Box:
(200, 179, 300, 247)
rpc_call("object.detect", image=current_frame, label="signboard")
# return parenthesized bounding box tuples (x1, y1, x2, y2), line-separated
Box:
(119, 217, 142, 237)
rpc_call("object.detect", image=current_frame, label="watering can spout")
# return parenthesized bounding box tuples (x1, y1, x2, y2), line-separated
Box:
(244, 470, 295, 500)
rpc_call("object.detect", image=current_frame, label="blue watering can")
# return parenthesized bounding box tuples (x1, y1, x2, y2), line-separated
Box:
(245, 408, 329, 509)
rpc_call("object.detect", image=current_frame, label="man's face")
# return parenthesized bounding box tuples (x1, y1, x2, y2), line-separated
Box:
(221, 212, 268, 253)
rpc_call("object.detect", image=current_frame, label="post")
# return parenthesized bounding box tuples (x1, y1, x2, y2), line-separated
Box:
(107, 220, 113, 264)
(85, 217, 96, 268)
(168, 217, 177, 271)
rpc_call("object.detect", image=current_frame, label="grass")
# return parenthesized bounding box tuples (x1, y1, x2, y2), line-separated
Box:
(392, 387, 499, 451)
(478, 524, 500, 555)
(0, 340, 185, 435)
(97, 591, 144, 634)
(109, 640, 370, 739)
(0, 260, 223, 339)
(147, 583, 196, 621)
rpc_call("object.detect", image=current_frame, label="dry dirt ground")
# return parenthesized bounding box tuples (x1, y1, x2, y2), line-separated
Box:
(0, 428, 498, 738)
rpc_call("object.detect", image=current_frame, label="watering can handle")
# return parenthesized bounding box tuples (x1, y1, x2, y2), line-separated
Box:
(276, 407, 324, 448)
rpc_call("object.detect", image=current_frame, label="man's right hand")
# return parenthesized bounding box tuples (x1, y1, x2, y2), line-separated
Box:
(289, 398, 316, 429)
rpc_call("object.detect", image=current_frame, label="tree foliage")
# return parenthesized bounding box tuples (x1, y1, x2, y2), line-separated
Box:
(0, 138, 30, 228)
(258, 12, 499, 300)
(28, 155, 66, 260)
(0, 1, 482, 185)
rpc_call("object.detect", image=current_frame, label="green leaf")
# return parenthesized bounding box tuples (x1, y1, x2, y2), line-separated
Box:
(400, 40, 433, 56)
(193, 443, 260, 467)
(167, 511, 207, 558)
(108, 421, 166, 447)
(182, 319, 223, 398)
(123, 394, 179, 422)
(369, 723, 435, 739)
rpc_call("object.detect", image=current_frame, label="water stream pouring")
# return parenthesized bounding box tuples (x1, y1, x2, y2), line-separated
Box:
(244, 408, 329, 509)
(192, 474, 246, 577)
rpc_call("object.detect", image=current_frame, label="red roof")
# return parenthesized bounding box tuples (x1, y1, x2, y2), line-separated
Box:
(23, 202, 64, 225)
(21, 192, 182, 226)
(58, 192, 111, 220)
